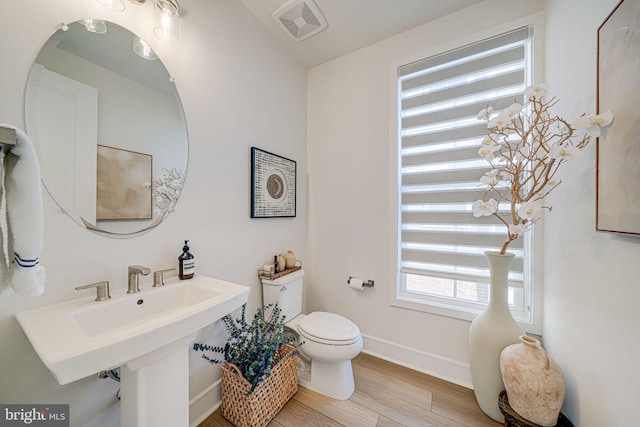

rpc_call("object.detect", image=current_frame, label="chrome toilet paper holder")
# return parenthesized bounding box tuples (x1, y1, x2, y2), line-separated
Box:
(347, 277, 375, 288)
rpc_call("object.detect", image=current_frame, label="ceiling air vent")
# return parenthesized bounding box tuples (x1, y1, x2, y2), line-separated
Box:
(272, 0, 328, 42)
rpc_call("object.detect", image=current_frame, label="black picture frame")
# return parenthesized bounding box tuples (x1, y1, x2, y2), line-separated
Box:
(251, 147, 296, 218)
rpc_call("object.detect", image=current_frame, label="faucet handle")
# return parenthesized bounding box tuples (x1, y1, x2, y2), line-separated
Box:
(75, 281, 111, 301)
(153, 268, 176, 287)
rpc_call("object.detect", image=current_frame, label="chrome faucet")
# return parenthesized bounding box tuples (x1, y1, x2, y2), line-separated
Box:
(127, 265, 151, 293)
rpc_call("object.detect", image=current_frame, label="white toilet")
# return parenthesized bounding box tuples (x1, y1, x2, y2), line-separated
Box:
(261, 269, 362, 400)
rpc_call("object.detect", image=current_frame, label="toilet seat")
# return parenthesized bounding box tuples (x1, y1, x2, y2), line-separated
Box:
(297, 312, 361, 345)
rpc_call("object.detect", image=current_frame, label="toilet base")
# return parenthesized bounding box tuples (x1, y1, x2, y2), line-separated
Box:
(306, 359, 355, 400)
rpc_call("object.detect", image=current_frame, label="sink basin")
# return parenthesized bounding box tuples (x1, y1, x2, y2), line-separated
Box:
(70, 281, 223, 338)
(16, 275, 250, 385)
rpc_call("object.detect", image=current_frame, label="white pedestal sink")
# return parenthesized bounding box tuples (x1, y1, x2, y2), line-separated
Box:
(16, 275, 250, 427)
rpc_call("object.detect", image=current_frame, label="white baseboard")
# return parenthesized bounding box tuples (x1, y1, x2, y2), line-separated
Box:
(189, 380, 222, 427)
(361, 333, 473, 389)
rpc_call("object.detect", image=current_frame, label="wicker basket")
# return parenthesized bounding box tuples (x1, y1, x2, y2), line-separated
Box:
(220, 344, 298, 427)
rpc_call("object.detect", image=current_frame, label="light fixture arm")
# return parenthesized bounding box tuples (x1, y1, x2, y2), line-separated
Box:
(165, 0, 180, 14)
(156, 0, 180, 17)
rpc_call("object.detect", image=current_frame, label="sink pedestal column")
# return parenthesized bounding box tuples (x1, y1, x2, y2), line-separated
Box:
(120, 334, 195, 427)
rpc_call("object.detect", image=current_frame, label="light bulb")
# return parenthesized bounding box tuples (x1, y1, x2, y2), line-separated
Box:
(153, 0, 179, 43)
(96, 0, 125, 12)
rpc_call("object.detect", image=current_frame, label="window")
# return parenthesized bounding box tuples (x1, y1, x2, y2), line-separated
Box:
(393, 26, 539, 328)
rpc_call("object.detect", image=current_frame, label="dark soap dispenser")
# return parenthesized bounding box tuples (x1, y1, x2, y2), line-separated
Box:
(179, 240, 195, 280)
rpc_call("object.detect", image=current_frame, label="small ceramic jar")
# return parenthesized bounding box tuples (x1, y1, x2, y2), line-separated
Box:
(284, 250, 296, 269)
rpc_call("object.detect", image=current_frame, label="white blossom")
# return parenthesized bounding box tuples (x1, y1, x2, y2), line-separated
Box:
(549, 145, 579, 160)
(592, 111, 615, 126)
(573, 111, 614, 137)
(500, 169, 515, 182)
(477, 106, 493, 121)
(481, 135, 495, 145)
(480, 169, 500, 186)
(524, 83, 546, 100)
(504, 103, 523, 117)
(478, 143, 501, 160)
(518, 200, 543, 220)
(509, 224, 525, 236)
(487, 111, 512, 129)
(472, 198, 498, 217)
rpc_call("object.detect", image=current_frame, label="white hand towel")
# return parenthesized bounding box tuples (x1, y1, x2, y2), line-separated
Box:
(1, 124, 45, 297)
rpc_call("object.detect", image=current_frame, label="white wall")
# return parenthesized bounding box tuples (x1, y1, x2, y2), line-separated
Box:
(3, 0, 638, 425)
(308, 0, 640, 425)
(307, 0, 544, 387)
(543, 0, 640, 425)
(0, 1, 307, 426)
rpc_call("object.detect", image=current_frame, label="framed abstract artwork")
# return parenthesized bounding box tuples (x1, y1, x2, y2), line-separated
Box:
(96, 145, 152, 220)
(596, 0, 640, 236)
(251, 147, 296, 218)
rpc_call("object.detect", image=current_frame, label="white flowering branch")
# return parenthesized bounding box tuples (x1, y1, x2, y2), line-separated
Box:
(473, 84, 614, 254)
(149, 167, 185, 217)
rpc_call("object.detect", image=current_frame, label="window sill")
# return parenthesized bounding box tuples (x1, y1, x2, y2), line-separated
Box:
(391, 294, 541, 335)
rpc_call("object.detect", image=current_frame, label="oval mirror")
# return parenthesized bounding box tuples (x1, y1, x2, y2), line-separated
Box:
(25, 20, 188, 236)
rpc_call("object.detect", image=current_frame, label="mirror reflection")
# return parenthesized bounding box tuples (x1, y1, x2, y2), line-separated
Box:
(25, 20, 188, 236)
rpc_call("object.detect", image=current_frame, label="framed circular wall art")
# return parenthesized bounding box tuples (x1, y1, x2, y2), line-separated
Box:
(251, 147, 296, 218)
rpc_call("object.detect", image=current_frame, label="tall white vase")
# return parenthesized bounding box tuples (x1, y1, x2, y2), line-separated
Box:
(468, 251, 524, 423)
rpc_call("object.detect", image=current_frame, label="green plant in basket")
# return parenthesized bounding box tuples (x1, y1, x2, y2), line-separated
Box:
(193, 303, 298, 394)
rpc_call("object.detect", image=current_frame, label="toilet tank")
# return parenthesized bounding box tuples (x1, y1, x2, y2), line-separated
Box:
(261, 269, 304, 322)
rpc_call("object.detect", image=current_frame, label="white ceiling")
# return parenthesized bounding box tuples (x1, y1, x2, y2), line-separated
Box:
(240, 0, 484, 68)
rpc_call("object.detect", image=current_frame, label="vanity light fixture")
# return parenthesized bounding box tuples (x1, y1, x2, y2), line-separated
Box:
(133, 36, 158, 60)
(96, 0, 125, 12)
(81, 18, 108, 34)
(153, 0, 180, 43)
(95, 0, 181, 43)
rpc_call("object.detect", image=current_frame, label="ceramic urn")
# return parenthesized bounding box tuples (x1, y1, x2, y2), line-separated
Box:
(500, 335, 566, 426)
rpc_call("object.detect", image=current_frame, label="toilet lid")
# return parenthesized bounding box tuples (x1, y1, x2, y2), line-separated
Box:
(297, 312, 361, 344)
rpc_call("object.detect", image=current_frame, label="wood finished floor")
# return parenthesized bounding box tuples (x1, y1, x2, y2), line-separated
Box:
(199, 353, 502, 427)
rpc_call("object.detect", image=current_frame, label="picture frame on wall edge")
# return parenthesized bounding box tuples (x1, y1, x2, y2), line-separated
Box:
(596, 0, 640, 236)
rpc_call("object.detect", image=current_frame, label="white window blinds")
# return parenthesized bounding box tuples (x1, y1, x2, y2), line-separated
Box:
(398, 27, 532, 294)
